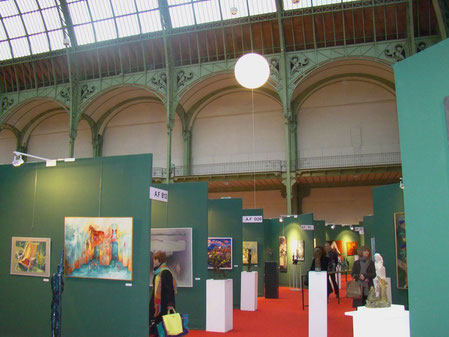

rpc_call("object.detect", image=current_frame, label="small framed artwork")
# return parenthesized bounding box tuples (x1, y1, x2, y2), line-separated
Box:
(292, 239, 305, 261)
(346, 241, 358, 256)
(242, 241, 258, 265)
(394, 212, 407, 289)
(10, 237, 51, 277)
(208, 237, 232, 270)
(279, 236, 287, 272)
(326, 240, 343, 256)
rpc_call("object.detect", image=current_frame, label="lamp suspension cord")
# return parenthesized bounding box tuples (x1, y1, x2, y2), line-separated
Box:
(251, 88, 257, 208)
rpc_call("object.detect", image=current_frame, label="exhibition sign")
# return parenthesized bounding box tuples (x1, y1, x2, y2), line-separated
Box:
(208, 237, 233, 270)
(10, 237, 51, 277)
(64, 217, 133, 281)
(242, 241, 258, 264)
(394, 212, 408, 289)
(150, 227, 193, 287)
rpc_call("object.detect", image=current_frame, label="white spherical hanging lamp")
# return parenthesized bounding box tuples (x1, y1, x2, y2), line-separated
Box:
(234, 53, 270, 89)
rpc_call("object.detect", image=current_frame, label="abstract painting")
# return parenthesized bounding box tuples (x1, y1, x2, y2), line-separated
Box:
(292, 239, 305, 261)
(346, 241, 358, 256)
(10, 237, 50, 277)
(64, 217, 133, 281)
(326, 240, 343, 256)
(151, 228, 193, 287)
(208, 237, 232, 270)
(242, 241, 258, 265)
(394, 212, 407, 289)
(279, 236, 287, 272)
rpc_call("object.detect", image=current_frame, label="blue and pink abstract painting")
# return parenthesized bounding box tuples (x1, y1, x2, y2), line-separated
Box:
(64, 217, 133, 281)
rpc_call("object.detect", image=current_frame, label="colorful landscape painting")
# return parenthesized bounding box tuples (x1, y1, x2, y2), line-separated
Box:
(292, 239, 305, 261)
(10, 237, 50, 277)
(346, 241, 358, 256)
(64, 217, 133, 281)
(242, 241, 258, 265)
(208, 237, 232, 270)
(394, 212, 407, 289)
(279, 236, 287, 272)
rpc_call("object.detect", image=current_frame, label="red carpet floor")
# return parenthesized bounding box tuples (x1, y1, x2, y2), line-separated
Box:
(189, 285, 355, 337)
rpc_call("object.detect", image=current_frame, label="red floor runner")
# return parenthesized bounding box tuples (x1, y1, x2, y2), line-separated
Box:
(189, 285, 355, 337)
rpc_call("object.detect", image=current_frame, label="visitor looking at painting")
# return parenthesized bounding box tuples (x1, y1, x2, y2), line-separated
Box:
(150, 251, 177, 337)
(351, 246, 376, 308)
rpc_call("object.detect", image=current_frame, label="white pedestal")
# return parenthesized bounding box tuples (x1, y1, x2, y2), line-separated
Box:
(241, 271, 258, 311)
(308, 271, 327, 337)
(206, 279, 233, 332)
(345, 304, 410, 337)
(373, 277, 393, 303)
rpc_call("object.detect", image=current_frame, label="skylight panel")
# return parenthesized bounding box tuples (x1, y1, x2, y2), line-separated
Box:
(139, 11, 162, 33)
(247, 0, 276, 15)
(111, 0, 136, 16)
(93, 19, 117, 42)
(48, 29, 65, 50)
(74, 23, 96, 45)
(68, 1, 92, 25)
(29, 33, 50, 54)
(89, 0, 113, 20)
(3, 16, 26, 39)
(135, 0, 159, 11)
(16, 0, 39, 13)
(10, 37, 30, 58)
(0, 1, 19, 17)
(168, 0, 190, 5)
(23, 12, 46, 35)
(116, 15, 140, 38)
(169, 4, 195, 28)
(38, 0, 58, 9)
(42, 7, 63, 30)
(0, 22, 7, 40)
(0, 41, 12, 60)
(220, 0, 249, 20)
(193, 0, 221, 24)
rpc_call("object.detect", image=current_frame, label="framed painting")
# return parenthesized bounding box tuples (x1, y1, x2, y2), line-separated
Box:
(346, 241, 358, 256)
(279, 236, 287, 272)
(242, 241, 258, 265)
(326, 240, 343, 256)
(150, 228, 193, 287)
(292, 239, 305, 261)
(64, 217, 133, 281)
(10, 237, 51, 277)
(208, 237, 232, 270)
(394, 212, 408, 289)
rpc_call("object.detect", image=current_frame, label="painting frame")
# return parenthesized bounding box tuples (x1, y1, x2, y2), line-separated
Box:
(208, 237, 233, 270)
(279, 236, 287, 272)
(242, 241, 258, 265)
(10, 237, 51, 277)
(291, 239, 305, 261)
(64, 217, 133, 281)
(150, 227, 193, 288)
(346, 241, 358, 256)
(394, 212, 408, 289)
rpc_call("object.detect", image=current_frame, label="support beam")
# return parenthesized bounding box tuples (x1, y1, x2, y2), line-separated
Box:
(432, 0, 448, 40)
(406, 0, 416, 55)
(183, 129, 192, 176)
(59, 0, 78, 48)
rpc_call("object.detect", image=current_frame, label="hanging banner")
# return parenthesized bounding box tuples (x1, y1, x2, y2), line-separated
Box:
(242, 216, 263, 223)
(149, 187, 168, 202)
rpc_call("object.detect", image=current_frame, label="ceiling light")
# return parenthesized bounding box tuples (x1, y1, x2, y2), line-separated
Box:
(331, 225, 335, 230)
(292, 0, 300, 3)
(279, 217, 283, 223)
(350, 226, 354, 230)
(234, 53, 270, 89)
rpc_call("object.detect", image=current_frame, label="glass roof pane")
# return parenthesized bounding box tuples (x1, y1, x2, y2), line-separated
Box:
(247, 0, 276, 15)
(111, 0, 136, 16)
(116, 15, 140, 38)
(168, 0, 190, 5)
(38, 0, 58, 9)
(139, 11, 162, 33)
(0, 21, 7, 40)
(23, 12, 46, 35)
(74, 23, 96, 45)
(89, 0, 113, 20)
(193, 0, 221, 24)
(220, 0, 249, 20)
(93, 19, 117, 42)
(42, 7, 63, 30)
(29, 33, 50, 54)
(68, 1, 92, 25)
(0, 1, 19, 17)
(169, 4, 195, 28)
(3, 16, 26, 39)
(135, 0, 159, 11)
(16, 0, 39, 13)
(10, 37, 30, 58)
(48, 29, 65, 50)
(0, 41, 12, 60)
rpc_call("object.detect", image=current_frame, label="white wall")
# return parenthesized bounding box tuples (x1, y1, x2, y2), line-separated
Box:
(101, 101, 183, 168)
(302, 186, 374, 224)
(74, 120, 92, 158)
(0, 129, 17, 164)
(298, 80, 399, 158)
(27, 113, 70, 162)
(192, 92, 284, 165)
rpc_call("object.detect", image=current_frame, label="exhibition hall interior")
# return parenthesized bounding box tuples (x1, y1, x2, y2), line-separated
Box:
(0, 1, 448, 337)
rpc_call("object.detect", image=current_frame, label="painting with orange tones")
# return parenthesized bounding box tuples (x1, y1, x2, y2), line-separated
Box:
(64, 217, 133, 281)
(10, 237, 51, 277)
(346, 241, 358, 256)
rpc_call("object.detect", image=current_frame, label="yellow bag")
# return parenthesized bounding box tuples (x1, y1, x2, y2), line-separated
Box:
(162, 310, 183, 336)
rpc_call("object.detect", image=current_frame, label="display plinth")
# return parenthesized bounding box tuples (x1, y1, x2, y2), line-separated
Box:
(206, 279, 233, 332)
(345, 304, 410, 337)
(264, 261, 279, 298)
(308, 271, 327, 337)
(240, 271, 258, 311)
(373, 277, 393, 303)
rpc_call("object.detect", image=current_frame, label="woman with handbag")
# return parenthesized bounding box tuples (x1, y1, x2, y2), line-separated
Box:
(150, 251, 177, 337)
(351, 246, 376, 308)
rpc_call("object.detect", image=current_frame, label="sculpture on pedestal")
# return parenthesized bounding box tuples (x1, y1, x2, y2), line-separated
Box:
(51, 250, 65, 337)
(366, 253, 391, 308)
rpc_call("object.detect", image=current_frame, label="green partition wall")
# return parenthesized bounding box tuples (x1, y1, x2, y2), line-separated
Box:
(325, 226, 361, 271)
(150, 182, 209, 330)
(313, 220, 326, 247)
(242, 208, 266, 297)
(0, 154, 152, 337)
(208, 198, 243, 309)
(394, 38, 449, 337)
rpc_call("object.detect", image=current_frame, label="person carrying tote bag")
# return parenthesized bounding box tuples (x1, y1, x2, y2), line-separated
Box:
(351, 246, 376, 308)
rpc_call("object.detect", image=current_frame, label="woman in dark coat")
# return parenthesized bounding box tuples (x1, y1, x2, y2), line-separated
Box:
(351, 246, 376, 308)
(309, 246, 332, 297)
(150, 251, 177, 337)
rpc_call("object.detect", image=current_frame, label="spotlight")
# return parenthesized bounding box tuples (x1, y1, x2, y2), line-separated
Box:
(399, 177, 404, 190)
(230, 6, 238, 15)
(12, 154, 24, 167)
(279, 217, 283, 223)
(331, 225, 335, 230)
(350, 226, 354, 230)
(11, 151, 74, 168)
(294, 215, 298, 219)
(234, 53, 270, 89)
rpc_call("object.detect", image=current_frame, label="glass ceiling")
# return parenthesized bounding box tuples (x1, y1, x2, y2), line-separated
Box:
(0, 0, 355, 62)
